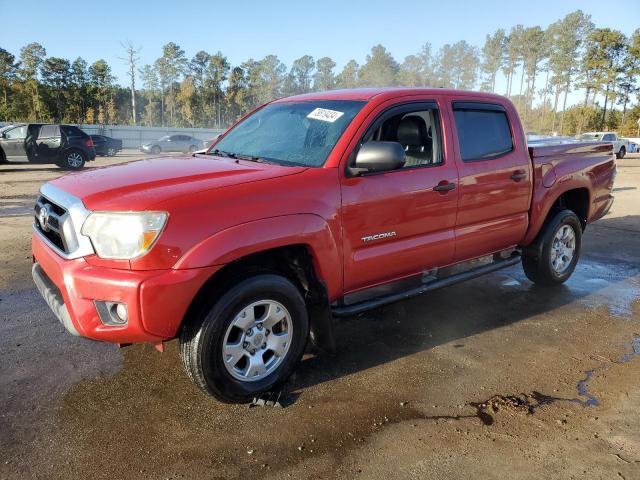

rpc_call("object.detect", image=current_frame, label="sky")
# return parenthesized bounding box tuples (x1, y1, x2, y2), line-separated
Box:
(1, 0, 638, 104)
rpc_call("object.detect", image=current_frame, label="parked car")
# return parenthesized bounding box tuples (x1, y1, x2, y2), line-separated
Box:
(140, 134, 205, 154)
(579, 131, 629, 159)
(32, 88, 615, 403)
(90, 135, 123, 157)
(0, 123, 95, 169)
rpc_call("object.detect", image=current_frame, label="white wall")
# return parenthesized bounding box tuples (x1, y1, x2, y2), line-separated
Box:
(0, 122, 225, 149)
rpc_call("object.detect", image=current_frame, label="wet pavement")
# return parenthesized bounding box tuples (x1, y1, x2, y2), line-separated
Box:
(1, 154, 640, 479)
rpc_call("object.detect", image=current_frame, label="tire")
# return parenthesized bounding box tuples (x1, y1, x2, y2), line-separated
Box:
(0, 148, 7, 164)
(180, 274, 309, 403)
(522, 209, 582, 286)
(188, 145, 197, 153)
(107, 147, 117, 157)
(151, 145, 161, 155)
(617, 146, 626, 159)
(58, 149, 86, 170)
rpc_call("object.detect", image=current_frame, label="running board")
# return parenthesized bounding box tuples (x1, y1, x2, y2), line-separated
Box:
(331, 254, 521, 317)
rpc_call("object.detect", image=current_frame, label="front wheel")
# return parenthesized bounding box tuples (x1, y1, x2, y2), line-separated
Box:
(617, 146, 626, 159)
(180, 274, 309, 403)
(107, 147, 117, 157)
(59, 150, 86, 170)
(522, 209, 582, 286)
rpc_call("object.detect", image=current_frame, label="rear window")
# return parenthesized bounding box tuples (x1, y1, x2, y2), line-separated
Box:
(38, 125, 61, 138)
(453, 105, 513, 161)
(61, 125, 88, 137)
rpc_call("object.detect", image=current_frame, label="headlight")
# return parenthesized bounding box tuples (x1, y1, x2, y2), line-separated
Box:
(81, 212, 168, 259)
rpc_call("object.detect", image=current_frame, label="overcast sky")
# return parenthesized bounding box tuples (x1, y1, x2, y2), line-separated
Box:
(1, 0, 638, 104)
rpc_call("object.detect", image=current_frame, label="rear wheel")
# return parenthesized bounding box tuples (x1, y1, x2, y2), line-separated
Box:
(180, 274, 309, 403)
(522, 209, 582, 286)
(617, 146, 626, 159)
(58, 149, 86, 170)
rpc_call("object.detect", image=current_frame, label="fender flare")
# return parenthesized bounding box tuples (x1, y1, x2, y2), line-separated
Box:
(174, 214, 343, 300)
(522, 182, 591, 246)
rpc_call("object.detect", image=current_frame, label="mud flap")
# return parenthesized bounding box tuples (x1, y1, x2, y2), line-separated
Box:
(308, 301, 336, 354)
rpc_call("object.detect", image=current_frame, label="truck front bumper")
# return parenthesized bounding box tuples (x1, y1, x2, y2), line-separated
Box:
(32, 232, 220, 344)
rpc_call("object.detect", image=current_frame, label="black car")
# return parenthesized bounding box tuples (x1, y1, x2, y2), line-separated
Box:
(90, 134, 123, 157)
(0, 123, 96, 170)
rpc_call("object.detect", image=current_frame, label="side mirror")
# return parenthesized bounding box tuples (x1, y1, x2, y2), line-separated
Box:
(348, 141, 406, 176)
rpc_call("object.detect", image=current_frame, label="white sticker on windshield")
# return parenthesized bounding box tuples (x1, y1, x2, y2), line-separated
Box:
(307, 108, 345, 123)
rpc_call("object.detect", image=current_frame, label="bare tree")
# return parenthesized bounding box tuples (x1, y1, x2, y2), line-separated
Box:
(121, 41, 141, 125)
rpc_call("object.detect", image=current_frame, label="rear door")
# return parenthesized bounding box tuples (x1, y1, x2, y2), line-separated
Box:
(35, 125, 62, 161)
(449, 99, 532, 261)
(340, 99, 459, 293)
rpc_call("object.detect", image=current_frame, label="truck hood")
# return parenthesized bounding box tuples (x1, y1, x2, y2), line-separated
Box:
(49, 155, 307, 211)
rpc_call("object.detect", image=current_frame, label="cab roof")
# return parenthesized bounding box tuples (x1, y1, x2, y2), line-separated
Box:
(273, 87, 509, 103)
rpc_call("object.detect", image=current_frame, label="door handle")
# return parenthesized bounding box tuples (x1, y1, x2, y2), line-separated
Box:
(511, 171, 527, 182)
(433, 181, 456, 192)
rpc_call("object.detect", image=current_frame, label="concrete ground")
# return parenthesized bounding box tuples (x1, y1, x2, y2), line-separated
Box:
(1, 152, 639, 480)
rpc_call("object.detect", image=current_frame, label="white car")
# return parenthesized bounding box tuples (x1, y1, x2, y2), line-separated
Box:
(579, 132, 629, 159)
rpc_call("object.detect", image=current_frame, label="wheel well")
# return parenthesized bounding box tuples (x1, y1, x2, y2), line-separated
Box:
(182, 245, 327, 328)
(552, 188, 589, 229)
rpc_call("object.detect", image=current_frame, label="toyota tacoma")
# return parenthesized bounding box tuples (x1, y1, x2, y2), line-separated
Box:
(32, 88, 616, 402)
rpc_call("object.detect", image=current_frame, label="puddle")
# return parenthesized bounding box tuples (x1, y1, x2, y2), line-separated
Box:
(576, 370, 600, 406)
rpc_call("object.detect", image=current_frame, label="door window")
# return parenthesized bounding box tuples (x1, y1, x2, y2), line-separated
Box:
(38, 125, 61, 139)
(453, 105, 513, 161)
(4, 125, 27, 139)
(358, 106, 443, 170)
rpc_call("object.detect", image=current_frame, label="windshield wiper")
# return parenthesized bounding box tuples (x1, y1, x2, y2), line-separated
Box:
(210, 149, 237, 159)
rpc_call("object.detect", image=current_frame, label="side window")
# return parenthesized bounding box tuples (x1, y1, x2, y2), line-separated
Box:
(453, 104, 513, 161)
(38, 125, 61, 139)
(5, 125, 27, 139)
(363, 107, 443, 169)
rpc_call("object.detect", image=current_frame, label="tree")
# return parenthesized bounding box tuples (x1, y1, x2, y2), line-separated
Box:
(89, 59, 115, 124)
(121, 41, 141, 125)
(156, 42, 187, 126)
(547, 10, 593, 133)
(521, 26, 546, 116)
(314, 57, 336, 91)
(256, 55, 286, 103)
(502, 25, 524, 96)
(0, 48, 18, 117)
(583, 28, 627, 128)
(359, 45, 398, 86)
(336, 60, 359, 88)
(178, 76, 196, 126)
(285, 55, 315, 95)
(481, 29, 505, 92)
(618, 29, 640, 125)
(40, 57, 71, 121)
(139, 64, 160, 126)
(19, 42, 46, 120)
(398, 54, 423, 86)
(226, 65, 248, 122)
(205, 52, 230, 127)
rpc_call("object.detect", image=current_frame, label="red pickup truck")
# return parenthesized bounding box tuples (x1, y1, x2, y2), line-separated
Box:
(32, 88, 615, 402)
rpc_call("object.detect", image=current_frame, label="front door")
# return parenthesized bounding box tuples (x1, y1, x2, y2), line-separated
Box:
(449, 99, 532, 262)
(1, 125, 28, 160)
(340, 101, 459, 293)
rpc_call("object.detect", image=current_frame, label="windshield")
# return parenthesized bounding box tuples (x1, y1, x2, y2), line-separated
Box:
(211, 100, 365, 167)
(580, 133, 602, 141)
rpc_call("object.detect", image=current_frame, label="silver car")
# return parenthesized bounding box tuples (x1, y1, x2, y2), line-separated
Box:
(140, 134, 205, 154)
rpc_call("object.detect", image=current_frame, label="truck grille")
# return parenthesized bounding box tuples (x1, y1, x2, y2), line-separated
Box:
(34, 196, 70, 253)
